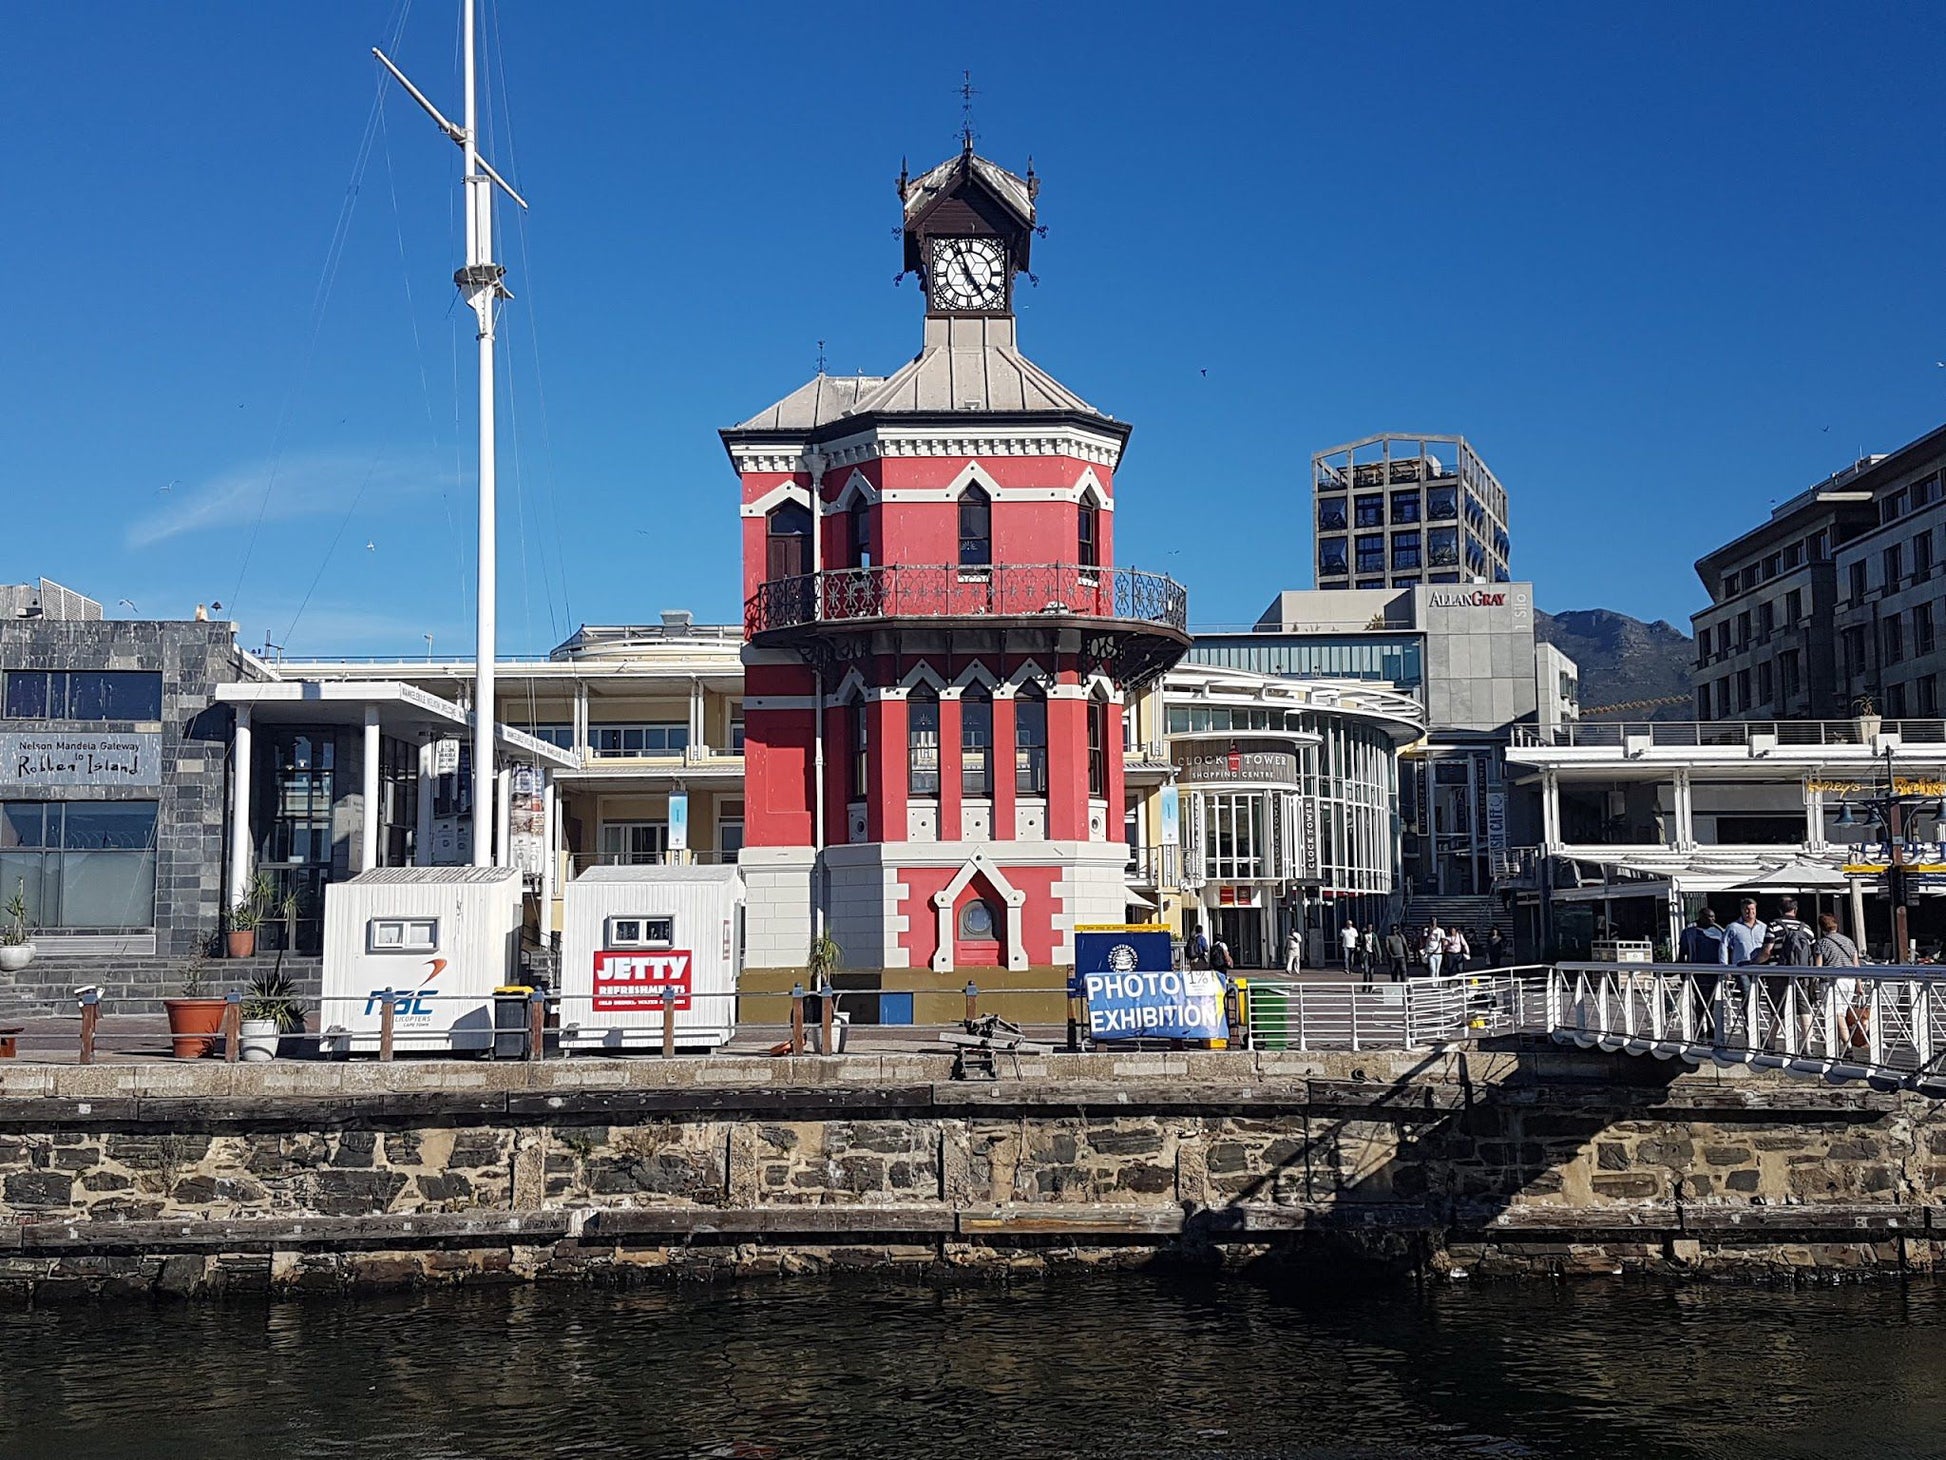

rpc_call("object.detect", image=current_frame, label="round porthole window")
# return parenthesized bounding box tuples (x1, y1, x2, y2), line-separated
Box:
(958, 899, 997, 940)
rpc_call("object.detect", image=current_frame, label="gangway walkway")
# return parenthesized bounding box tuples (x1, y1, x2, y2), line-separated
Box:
(1245, 969, 1543, 1052)
(1549, 961, 1946, 1094)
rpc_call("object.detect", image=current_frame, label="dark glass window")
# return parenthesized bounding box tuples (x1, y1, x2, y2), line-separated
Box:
(961, 691, 992, 797)
(1087, 699, 1108, 798)
(908, 690, 940, 799)
(1318, 538, 1349, 577)
(1015, 690, 1047, 795)
(1317, 497, 1348, 532)
(1427, 527, 1459, 567)
(1355, 535, 1384, 575)
(0, 800, 158, 931)
(847, 700, 869, 800)
(1354, 495, 1384, 528)
(958, 485, 992, 566)
(1391, 531, 1421, 571)
(1427, 485, 1459, 521)
(849, 498, 872, 569)
(3, 671, 161, 721)
(1390, 491, 1421, 524)
(1077, 501, 1099, 568)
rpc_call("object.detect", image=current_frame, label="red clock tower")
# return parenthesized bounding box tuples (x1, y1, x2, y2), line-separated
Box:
(722, 143, 1187, 1013)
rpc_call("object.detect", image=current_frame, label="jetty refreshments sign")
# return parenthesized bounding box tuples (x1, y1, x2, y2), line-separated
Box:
(1073, 925, 1225, 1040)
(0, 731, 161, 788)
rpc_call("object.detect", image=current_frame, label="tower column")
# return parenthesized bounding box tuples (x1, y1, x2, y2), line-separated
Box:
(938, 695, 964, 841)
(991, 692, 1017, 841)
(1047, 686, 1088, 841)
(868, 695, 909, 843)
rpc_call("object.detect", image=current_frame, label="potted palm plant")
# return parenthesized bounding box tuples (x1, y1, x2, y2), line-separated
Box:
(239, 968, 306, 1061)
(227, 872, 273, 959)
(163, 947, 229, 1059)
(0, 881, 34, 974)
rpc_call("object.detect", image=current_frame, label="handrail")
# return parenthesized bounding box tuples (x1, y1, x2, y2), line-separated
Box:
(1511, 719, 1946, 749)
(744, 563, 1190, 637)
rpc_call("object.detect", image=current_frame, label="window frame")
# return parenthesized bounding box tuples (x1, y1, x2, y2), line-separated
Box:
(957, 484, 992, 567)
(605, 914, 674, 949)
(367, 917, 439, 954)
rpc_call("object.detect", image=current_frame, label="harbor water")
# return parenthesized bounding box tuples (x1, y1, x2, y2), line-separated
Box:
(3, 1272, 1943, 1458)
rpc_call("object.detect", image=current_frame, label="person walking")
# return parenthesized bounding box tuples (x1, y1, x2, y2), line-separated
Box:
(1361, 927, 1380, 986)
(1339, 921, 1360, 973)
(1444, 925, 1470, 978)
(1283, 927, 1303, 975)
(1423, 923, 1444, 979)
(1724, 898, 1768, 966)
(1679, 906, 1731, 965)
(1385, 925, 1409, 983)
(1209, 938, 1234, 981)
(1764, 896, 1818, 1047)
(1814, 912, 1867, 1051)
(1486, 927, 1507, 968)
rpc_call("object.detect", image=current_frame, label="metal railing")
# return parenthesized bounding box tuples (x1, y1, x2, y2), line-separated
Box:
(1548, 961, 1946, 1092)
(1244, 969, 1544, 1052)
(1511, 719, 1946, 749)
(744, 563, 1189, 637)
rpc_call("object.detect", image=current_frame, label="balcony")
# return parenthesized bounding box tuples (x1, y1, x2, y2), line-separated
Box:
(745, 563, 1191, 682)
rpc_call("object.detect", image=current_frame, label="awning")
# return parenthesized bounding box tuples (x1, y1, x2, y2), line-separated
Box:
(1122, 885, 1159, 910)
(1730, 858, 1853, 892)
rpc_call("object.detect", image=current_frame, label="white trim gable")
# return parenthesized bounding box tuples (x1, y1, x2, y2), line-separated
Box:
(997, 659, 1052, 699)
(831, 668, 870, 704)
(897, 662, 948, 695)
(824, 468, 882, 514)
(930, 851, 1029, 973)
(1070, 466, 1113, 510)
(942, 661, 1001, 701)
(740, 481, 814, 518)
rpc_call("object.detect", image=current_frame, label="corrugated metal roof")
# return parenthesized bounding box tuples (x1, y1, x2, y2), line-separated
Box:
(731, 373, 884, 432)
(343, 866, 522, 886)
(903, 152, 1034, 228)
(574, 864, 741, 885)
(851, 317, 1099, 416)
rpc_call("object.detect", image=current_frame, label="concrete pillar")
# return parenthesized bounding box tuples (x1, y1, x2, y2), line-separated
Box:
(1672, 768, 1694, 851)
(495, 768, 512, 869)
(229, 706, 253, 909)
(689, 677, 704, 754)
(1804, 779, 1825, 849)
(573, 680, 590, 758)
(414, 739, 435, 866)
(540, 776, 558, 943)
(361, 705, 382, 872)
(1541, 769, 1561, 850)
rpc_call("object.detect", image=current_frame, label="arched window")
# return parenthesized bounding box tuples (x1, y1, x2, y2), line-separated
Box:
(957, 898, 1000, 942)
(1087, 695, 1109, 798)
(961, 687, 992, 797)
(766, 501, 812, 581)
(1014, 685, 1047, 795)
(1078, 499, 1099, 568)
(847, 697, 869, 801)
(849, 497, 873, 569)
(958, 484, 991, 567)
(908, 688, 940, 800)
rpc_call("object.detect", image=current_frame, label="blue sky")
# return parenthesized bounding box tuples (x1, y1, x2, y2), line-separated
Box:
(4, 2, 1944, 654)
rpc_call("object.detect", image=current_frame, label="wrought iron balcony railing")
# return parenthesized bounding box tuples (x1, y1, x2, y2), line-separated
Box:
(744, 563, 1190, 638)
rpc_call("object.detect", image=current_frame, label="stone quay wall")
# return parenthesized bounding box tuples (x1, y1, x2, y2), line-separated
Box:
(0, 1045, 1944, 1300)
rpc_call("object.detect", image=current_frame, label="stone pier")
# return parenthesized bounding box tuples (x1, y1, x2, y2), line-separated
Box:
(0, 1045, 1941, 1299)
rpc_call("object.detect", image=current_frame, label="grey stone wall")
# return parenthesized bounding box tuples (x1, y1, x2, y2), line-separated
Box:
(0, 1049, 1941, 1299)
(0, 617, 251, 1010)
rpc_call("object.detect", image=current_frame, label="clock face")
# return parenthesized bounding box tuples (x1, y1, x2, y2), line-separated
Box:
(928, 236, 1007, 312)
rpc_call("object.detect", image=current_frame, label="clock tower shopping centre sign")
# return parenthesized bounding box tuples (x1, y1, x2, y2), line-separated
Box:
(1171, 741, 1302, 786)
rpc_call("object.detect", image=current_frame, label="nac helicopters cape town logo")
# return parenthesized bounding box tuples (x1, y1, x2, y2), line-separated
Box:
(1072, 927, 1223, 1040)
(1428, 588, 1508, 608)
(364, 959, 446, 1020)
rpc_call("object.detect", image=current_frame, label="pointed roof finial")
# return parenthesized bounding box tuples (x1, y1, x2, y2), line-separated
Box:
(959, 70, 977, 151)
(1026, 154, 1038, 202)
(896, 155, 909, 201)
(815, 339, 827, 376)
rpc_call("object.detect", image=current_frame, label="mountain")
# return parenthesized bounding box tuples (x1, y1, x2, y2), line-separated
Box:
(1537, 608, 1695, 720)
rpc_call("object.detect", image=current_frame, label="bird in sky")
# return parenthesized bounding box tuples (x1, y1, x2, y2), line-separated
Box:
(365, 541, 376, 552)
(117, 599, 137, 612)
(159, 480, 177, 492)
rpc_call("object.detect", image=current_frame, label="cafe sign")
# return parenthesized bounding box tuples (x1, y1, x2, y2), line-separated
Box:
(1809, 778, 1946, 796)
(0, 731, 162, 788)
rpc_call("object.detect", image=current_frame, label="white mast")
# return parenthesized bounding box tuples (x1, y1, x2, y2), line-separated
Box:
(374, 2, 527, 867)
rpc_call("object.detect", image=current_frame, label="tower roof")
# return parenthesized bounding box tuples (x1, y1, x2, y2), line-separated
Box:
(900, 149, 1036, 231)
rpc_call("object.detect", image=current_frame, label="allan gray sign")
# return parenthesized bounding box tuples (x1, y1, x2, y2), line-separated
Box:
(0, 732, 162, 788)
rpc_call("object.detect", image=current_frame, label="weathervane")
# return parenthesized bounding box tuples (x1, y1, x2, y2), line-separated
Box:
(959, 70, 978, 150)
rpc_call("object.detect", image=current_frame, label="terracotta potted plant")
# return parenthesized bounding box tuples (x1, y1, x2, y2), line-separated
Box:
(226, 873, 271, 959)
(0, 881, 34, 975)
(239, 968, 305, 1062)
(163, 950, 228, 1059)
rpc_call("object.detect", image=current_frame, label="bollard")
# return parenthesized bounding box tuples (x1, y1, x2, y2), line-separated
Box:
(78, 988, 100, 1066)
(790, 982, 806, 1055)
(223, 989, 243, 1064)
(1066, 969, 1080, 1054)
(661, 986, 677, 1059)
(379, 990, 395, 1063)
(819, 987, 835, 1057)
(527, 987, 547, 1062)
(963, 980, 979, 1025)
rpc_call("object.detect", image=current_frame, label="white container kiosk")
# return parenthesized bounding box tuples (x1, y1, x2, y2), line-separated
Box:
(321, 866, 524, 1055)
(560, 864, 742, 1052)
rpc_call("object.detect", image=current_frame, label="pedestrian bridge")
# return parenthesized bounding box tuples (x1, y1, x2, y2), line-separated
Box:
(1548, 962, 1946, 1095)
